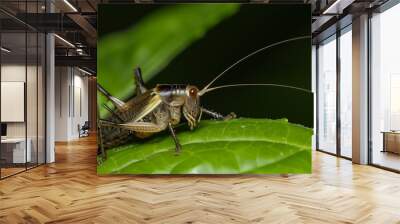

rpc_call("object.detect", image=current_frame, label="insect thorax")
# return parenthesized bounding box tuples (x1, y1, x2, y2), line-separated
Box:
(168, 105, 182, 125)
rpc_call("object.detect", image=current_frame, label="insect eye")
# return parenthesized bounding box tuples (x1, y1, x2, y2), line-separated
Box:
(189, 88, 197, 96)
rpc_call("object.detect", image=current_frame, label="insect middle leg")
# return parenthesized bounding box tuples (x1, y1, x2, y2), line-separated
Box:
(201, 107, 236, 120)
(168, 123, 182, 155)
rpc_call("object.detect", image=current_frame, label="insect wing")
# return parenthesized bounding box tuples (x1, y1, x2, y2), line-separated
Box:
(124, 90, 163, 122)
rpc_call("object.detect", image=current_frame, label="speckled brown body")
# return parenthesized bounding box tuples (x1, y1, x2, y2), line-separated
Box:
(97, 67, 202, 158)
(100, 88, 185, 149)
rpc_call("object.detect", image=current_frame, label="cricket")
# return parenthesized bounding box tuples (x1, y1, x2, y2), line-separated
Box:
(97, 36, 312, 159)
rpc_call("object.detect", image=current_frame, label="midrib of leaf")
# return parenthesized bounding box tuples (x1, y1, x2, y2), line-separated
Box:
(122, 142, 309, 174)
(111, 140, 309, 172)
(251, 150, 311, 173)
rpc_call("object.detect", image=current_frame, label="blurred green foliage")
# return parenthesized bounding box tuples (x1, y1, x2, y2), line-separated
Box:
(98, 4, 240, 119)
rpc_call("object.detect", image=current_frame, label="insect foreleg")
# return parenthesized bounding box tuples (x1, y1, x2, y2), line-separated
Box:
(201, 108, 223, 119)
(201, 107, 237, 121)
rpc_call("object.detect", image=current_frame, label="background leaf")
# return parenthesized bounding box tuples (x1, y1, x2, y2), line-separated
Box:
(97, 118, 312, 174)
(98, 4, 240, 119)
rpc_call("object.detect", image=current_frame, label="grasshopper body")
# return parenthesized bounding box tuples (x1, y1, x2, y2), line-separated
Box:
(98, 68, 234, 158)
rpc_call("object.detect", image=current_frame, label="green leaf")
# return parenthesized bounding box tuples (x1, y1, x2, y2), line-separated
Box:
(97, 118, 312, 174)
(98, 4, 240, 119)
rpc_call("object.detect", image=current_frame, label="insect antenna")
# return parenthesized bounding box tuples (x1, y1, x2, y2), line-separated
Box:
(198, 35, 311, 96)
(199, 83, 312, 95)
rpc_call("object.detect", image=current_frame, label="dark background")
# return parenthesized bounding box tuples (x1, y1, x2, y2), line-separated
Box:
(98, 4, 313, 128)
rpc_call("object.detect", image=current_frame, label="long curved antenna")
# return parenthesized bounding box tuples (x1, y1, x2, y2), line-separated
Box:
(199, 83, 312, 96)
(199, 35, 311, 95)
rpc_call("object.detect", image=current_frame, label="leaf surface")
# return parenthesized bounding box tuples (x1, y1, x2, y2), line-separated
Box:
(97, 118, 312, 174)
